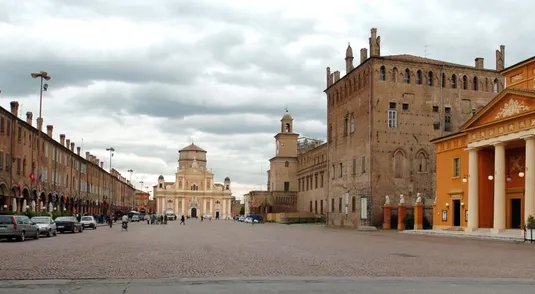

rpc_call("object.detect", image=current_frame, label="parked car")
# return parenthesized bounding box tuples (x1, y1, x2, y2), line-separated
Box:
(0, 215, 40, 241)
(55, 216, 83, 233)
(31, 216, 57, 237)
(131, 215, 140, 222)
(80, 216, 97, 229)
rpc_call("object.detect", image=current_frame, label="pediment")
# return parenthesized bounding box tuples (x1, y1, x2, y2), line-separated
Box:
(461, 89, 535, 130)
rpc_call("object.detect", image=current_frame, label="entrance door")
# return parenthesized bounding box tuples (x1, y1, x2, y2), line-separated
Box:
(215, 211, 220, 219)
(511, 199, 522, 229)
(191, 208, 197, 218)
(453, 200, 461, 227)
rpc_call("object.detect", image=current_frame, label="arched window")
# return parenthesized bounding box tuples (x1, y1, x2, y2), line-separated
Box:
(493, 78, 499, 93)
(462, 75, 468, 90)
(451, 74, 457, 88)
(352, 196, 356, 212)
(441, 73, 446, 88)
(350, 113, 355, 133)
(392, 67, 398, 82)
(473, 76, 479, 91)
(285, 123, 291, 132)
(344, 116, 349, 136)
(379, 66, 386, 81)
(416, 151, 428, 173)
(416, 70, 422, 84)
(427, 71, 434, 86)
(285, 161, 289, 168)
(191, 184, 198, 191)
(393, 149, 405, 178)
(404, 69, 411, 83)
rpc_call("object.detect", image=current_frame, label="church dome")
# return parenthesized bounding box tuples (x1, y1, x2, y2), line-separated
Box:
(281, 113, 293, 121)
(224, 177, 230, 182)
(158, 175, 164, 180)
(179, 143, 206, 153)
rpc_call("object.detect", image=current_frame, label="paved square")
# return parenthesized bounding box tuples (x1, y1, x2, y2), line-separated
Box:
(1, 220, 534, 280)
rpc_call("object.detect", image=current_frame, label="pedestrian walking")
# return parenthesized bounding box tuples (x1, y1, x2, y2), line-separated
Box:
(180, 215, 185, 225)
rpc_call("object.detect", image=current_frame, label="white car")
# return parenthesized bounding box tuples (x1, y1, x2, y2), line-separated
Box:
(30, 216, 57, 237)
(80, 216, 97, 230)
(203, 214, 212, 220)
(244, 217, 259, 223)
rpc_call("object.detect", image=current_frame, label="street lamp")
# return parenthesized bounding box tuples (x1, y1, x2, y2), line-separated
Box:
(31, 71, 51, 212)
(139, 181, 144, 210)
(127, 169, 133, 209)
(106, 147, 115, 215)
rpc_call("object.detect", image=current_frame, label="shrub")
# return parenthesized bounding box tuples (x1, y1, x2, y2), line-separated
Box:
(526, 215, 535, 229)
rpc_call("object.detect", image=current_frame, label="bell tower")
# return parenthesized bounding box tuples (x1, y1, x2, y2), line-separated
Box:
(269, 109, 299, 192)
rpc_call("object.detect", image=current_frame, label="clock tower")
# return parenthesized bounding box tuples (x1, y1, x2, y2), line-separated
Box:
(269, 110, 299, 192)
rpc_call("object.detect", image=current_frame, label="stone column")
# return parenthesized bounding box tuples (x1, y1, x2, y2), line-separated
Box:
(492, 142, 506, 233)
(397, 204, 407, 231)
(414, 202, 423, 230)
(382, 204, 392, 229)
(524, 136, 535, 222)
(466, 148, 479, 232)
(210, 199, 214, 216)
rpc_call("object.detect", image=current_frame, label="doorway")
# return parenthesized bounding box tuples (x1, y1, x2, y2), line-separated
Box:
(510, 198, 522, 229)
(453, 199, 461, 227)
(191, 208, 197, 218)
(215, 211, 220, 219)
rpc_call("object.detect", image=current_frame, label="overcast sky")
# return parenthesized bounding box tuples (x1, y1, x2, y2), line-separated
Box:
(0, 0, 533, 200)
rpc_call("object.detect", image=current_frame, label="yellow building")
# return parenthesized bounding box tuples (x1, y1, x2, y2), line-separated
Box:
(153, 144, 233, 219)
(432, 55, 535, 232)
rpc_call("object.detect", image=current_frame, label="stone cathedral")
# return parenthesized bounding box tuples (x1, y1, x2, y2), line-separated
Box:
(154, 144, 233, 219)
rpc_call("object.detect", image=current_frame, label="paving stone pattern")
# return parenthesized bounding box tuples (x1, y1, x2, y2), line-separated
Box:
(1, 221, 534, 280)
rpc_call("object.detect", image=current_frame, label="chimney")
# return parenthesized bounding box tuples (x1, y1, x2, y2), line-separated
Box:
(334, 71, 341, 82)
(496, 45, 505, 71)
(66, 139, 70, 149)
(10, 101, 19, 117)
(369, 28, 381, 57)
(475, 57, 484, 69)
(26, 112, 33, 126)
(100, 161, 104, 169)
(60, 134, 65, 145)
(37, 118, 43, 132)
(46, 125, 53, 137)
(77, 147, 81, 155)
(360, 48, 368, 64)
(86, 151, 90, 160)
(326, 67, 332, 87)
(71, 142, 75, 152)
(345, 43, 354, 74)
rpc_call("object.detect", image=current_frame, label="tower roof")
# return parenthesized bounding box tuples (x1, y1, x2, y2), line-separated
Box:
(281, 109, 293, 121)
(179, 143, 206, 152)
(346, 42, 353, 58)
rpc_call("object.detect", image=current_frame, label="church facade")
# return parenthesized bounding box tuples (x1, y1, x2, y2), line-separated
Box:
(153, 144, 233, 219)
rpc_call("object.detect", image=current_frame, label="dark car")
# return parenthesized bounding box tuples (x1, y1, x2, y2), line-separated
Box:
(0, 215, 40, 241)
(55, 216, 83, 233)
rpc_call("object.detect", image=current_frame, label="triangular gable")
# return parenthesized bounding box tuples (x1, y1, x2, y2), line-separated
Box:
(461, 89, 535, 130)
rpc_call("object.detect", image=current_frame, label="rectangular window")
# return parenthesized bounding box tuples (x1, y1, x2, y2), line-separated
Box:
(0, 152, 3, 170)
(388, 110, 397, 128)
(352, 158, 357, 174)
(310, 201, 313, 212)
(389, 102, 396, 109)
(444, 107, 452, 132)
(338, 197, 342, 213)
(284, 181, 290, 192)
(432, 106, 439, 112)
(320, 173, 324, 188)
(402, 103, 409, 112)
(331, 198, 335, 212)
(453, 157, 461, 178)
(339, 163, 343, 177)
(320, 200, 324, 214)
(315, 174, 318, 189)
(361, 156, 366, 173)
(0, 117, 4, 133)
(331, 164, 335, 179)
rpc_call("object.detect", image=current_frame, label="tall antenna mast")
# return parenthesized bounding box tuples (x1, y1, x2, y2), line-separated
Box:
(424, 45, 430, 59)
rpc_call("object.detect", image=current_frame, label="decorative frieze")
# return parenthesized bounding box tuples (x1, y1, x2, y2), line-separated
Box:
(495, 99, 530, 119)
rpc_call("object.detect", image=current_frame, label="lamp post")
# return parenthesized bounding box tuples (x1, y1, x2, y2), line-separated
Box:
(106, 147, 115, 215)
(139, 181, 144, 210)
(127, 169, 133, 209)
(31, 71, 51, 212)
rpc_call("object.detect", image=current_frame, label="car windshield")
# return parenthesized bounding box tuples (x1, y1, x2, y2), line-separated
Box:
(81, 217, 93, 221)
(0, 216, 12, 225)
(55, 217, 75, 222)
(31, 217, 49, 224)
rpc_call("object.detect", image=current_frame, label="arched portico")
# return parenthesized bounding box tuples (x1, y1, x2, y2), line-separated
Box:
(21, 188, 30, 212)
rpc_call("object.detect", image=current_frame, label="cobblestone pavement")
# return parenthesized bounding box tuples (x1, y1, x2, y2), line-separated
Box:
(1, 220, 535, 280)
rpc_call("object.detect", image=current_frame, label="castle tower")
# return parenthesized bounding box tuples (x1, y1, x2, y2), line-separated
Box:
(269, 110, 299, 192)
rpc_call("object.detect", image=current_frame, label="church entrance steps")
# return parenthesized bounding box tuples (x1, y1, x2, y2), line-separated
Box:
(401, 229, 524, 242)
